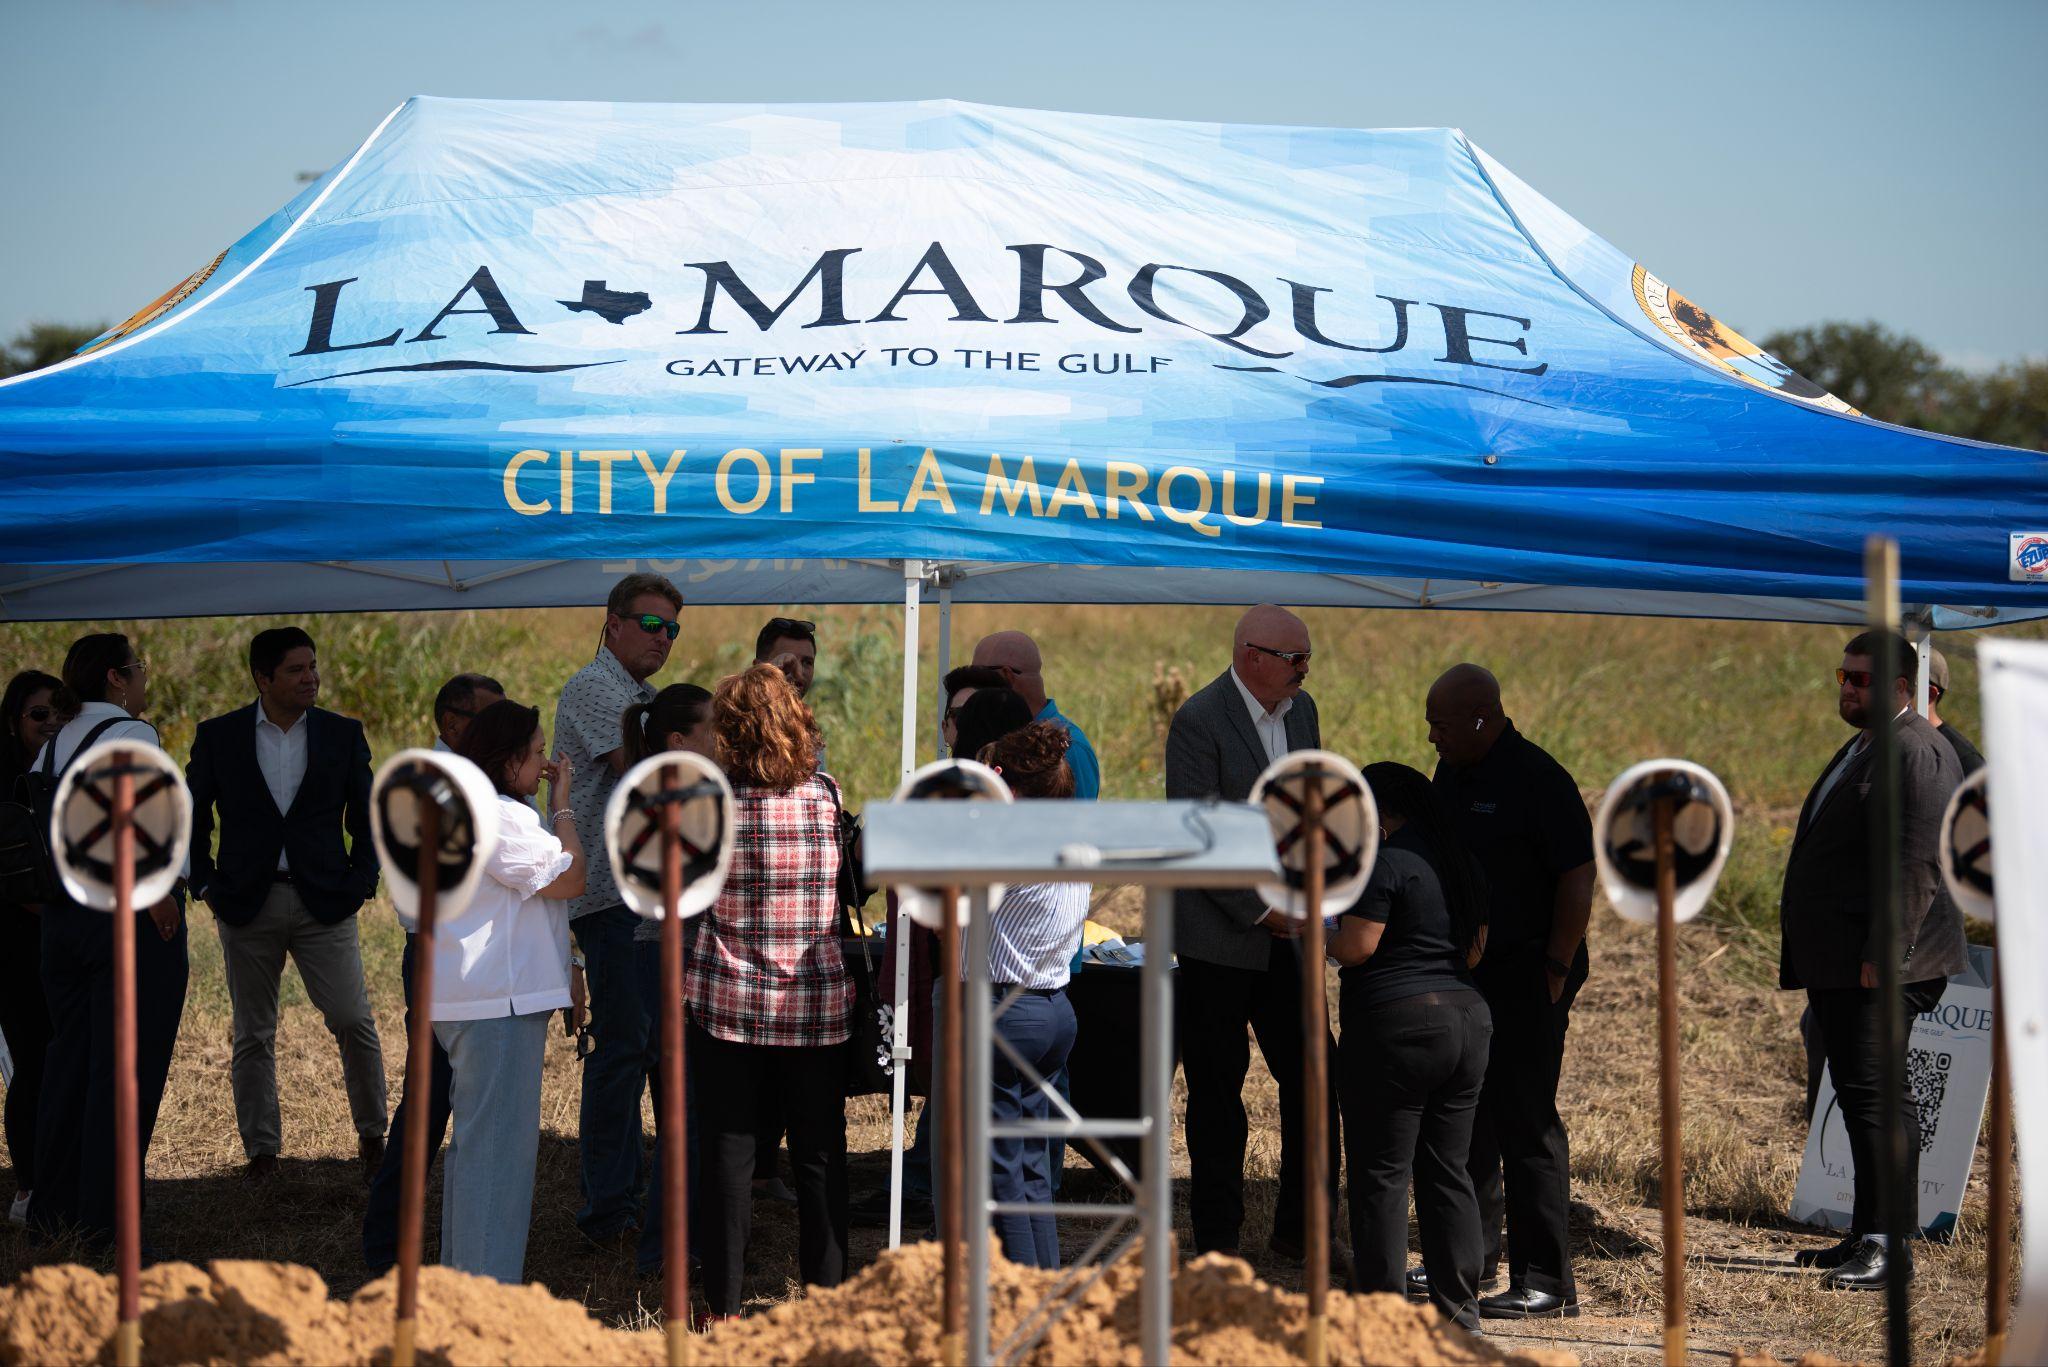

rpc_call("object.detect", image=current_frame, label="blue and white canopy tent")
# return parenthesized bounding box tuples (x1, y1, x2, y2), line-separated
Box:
(5, 96, 2044, 1247)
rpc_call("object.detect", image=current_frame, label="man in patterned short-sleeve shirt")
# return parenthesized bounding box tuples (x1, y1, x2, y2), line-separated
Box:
(553, 571, 681, 1241)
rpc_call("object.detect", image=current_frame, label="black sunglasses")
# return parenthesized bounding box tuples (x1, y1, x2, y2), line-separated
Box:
(1836, 668, 1875, 688)
(629, 612, 681, 641)
(764, 616, 816, 637)
(1245, 642, 1312, 667)
(25, 705, 56, 722)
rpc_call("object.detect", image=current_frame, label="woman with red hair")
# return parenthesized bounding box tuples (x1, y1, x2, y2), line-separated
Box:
(688, 665, 852, 1320)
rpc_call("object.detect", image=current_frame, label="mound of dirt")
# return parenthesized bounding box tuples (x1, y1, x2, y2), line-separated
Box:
(0, 1259, 664, 1366)
(698, 1241, 1577, 1366)
(0, 1245, 1574, 1366)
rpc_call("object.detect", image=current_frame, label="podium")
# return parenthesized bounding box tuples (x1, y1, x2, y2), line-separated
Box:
(865, 798, 1277, 1366)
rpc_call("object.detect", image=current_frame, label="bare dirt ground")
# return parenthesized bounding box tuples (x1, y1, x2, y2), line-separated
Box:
(0, 886, 2011, 1365)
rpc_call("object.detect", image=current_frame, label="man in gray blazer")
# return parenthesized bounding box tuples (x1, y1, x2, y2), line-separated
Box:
(1780, 629, 1965, 1292)
(1165, 604, 1339, 1258)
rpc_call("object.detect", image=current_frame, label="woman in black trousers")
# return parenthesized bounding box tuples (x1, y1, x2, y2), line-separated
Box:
(1330, 762, 1492, 1330)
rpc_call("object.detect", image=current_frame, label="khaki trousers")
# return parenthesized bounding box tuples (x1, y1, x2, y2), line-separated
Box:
(215, 882, 387, 1158)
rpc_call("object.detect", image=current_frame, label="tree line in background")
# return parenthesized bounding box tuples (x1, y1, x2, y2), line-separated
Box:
(1, 317, 2041, 452)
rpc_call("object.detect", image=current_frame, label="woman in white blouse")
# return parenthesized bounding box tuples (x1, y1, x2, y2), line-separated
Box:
(441, 700, 587, 1283)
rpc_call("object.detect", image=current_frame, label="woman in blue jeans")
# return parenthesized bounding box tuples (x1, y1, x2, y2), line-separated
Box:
(1329, 762, 1492, 1330)
(964, 721, 1091, 1268)
(439, 701, 587, 1283)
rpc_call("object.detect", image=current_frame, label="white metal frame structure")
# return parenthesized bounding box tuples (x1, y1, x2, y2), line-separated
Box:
(864, 797, 1279, 1365)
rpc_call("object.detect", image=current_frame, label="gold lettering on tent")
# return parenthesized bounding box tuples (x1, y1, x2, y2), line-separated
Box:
(559, 451, 574, 515)
(717, 449, 772, 514)
(779, 449, 823, 513)
(505, 449, 551, 516)
(981, 455, 1044, 516)
(1158, 466, 1220, 538)
(633, 450, 686, 514)
(1221, 470, 1271, 527)
(581, 450, 630, 514)
(859, 448, 901, 512)
(1103, 462, 1155, 521)
(902, 448, 956, 515)
(1045, 459, 1100, 519)
(1282, 474, 1324, 529)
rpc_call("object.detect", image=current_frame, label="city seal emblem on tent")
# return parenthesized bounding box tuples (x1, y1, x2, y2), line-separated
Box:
(76, 247, 230, 357)
(1630, 265, 1856, 415)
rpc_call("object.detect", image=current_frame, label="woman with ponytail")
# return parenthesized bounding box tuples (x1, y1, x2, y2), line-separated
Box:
(1329, 761, 1492, 1330)
(952, 721, 1086, 1269)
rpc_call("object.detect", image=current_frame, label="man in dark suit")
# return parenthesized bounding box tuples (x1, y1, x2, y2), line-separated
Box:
(1781, 629, 1965, 1291)
(1164, 603, 1338, 1259)
(188, 627, 387, 1181)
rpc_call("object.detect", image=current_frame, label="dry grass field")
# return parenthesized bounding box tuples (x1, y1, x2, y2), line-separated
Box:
(0, 602, 2029, 1363)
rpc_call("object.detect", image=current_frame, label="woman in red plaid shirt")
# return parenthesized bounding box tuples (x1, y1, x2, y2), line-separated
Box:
(687, 664, 852, 1319)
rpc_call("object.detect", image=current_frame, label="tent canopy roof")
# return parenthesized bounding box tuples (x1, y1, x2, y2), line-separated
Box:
(3, 97, 2041, 626)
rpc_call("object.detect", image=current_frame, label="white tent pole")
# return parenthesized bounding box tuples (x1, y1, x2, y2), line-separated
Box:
(887, 559, 923, 1249)
(1910, 619, 1933, 716)
(935, 570, 954, 760)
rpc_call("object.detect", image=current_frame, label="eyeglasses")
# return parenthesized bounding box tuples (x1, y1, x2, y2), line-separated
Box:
(631, 613, 681, 641)
(763, 616, 816, 639)
(121, 658, 149, 675)
(1246, 642, 1312, 667)
(25, 705, 55, 722)
(1837, 668, 1876, 688)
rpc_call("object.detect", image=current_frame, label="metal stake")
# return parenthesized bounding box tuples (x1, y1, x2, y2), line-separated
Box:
(1299, 775, 1330, 1367)
(660, 798, 691, 1366)
(1652, 795, 1686, 1367)
(1988, 966, 2012, 1365)
(1866, 535, 1910, 1367)
(393, 797, 440, 1367)
(111, 768, 140, 1367)
(940, 888, 966, 1366)
(1141, 886, 1176, 1367)
(965, 888, 993, 1366)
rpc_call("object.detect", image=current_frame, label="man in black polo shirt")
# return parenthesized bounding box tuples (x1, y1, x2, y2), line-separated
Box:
(1423, 664, 1595, 1319)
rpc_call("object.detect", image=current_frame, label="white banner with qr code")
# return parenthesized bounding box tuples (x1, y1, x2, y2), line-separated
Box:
(1791, 943, 1995, 1238)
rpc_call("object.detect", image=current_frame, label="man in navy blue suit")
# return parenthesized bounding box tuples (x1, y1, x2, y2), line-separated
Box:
(188, 627, 386, 1181)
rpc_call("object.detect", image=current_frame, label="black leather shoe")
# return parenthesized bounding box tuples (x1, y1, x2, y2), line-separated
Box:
(1794, 1234, 1861, 1269)
(1406, 1265, 1499, 1300)
(1479, 1286, 1579, 1319)
(1820, 1239, 1904, 1291)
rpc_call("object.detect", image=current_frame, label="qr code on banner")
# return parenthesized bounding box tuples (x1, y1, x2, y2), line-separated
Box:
(1907, 1048, 1951, 1153)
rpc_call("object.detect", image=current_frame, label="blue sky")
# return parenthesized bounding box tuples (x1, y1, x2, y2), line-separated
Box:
(3, 0, 2042, 366)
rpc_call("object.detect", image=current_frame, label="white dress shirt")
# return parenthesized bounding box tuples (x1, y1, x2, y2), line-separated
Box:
(431, 795, 576, 1022)
(254, 700, 310, 870)
(34, 701, 189, 878)
(1230, 667, 1294, 767)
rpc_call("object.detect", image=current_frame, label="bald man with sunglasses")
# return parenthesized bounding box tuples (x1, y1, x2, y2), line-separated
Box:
(1164, 604, 1338, 1261)
(553, 571, 682, 1246)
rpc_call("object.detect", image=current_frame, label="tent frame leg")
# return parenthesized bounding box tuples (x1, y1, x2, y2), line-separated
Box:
(887, 560, 923, 1250)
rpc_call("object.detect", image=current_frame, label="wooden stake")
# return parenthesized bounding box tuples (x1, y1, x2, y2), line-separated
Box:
(940, 887, 966, 1367)
(112, 768, 140, 1367)
(1301, 775, 1329, 1367)
(1987, 967, 2011, 1366)
(1652, 795, 1686, 1367)
(661, 797, 691, 1366)
(393, 797, 440, 1367)
(1865, 536, 1911, 1367)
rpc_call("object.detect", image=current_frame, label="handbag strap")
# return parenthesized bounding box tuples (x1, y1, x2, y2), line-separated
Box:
(824, 777, 878, 977)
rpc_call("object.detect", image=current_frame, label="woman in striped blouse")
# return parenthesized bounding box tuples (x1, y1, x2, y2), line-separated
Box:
(972, 722, 1091, 1268)
(687, 665, 851, 1320)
